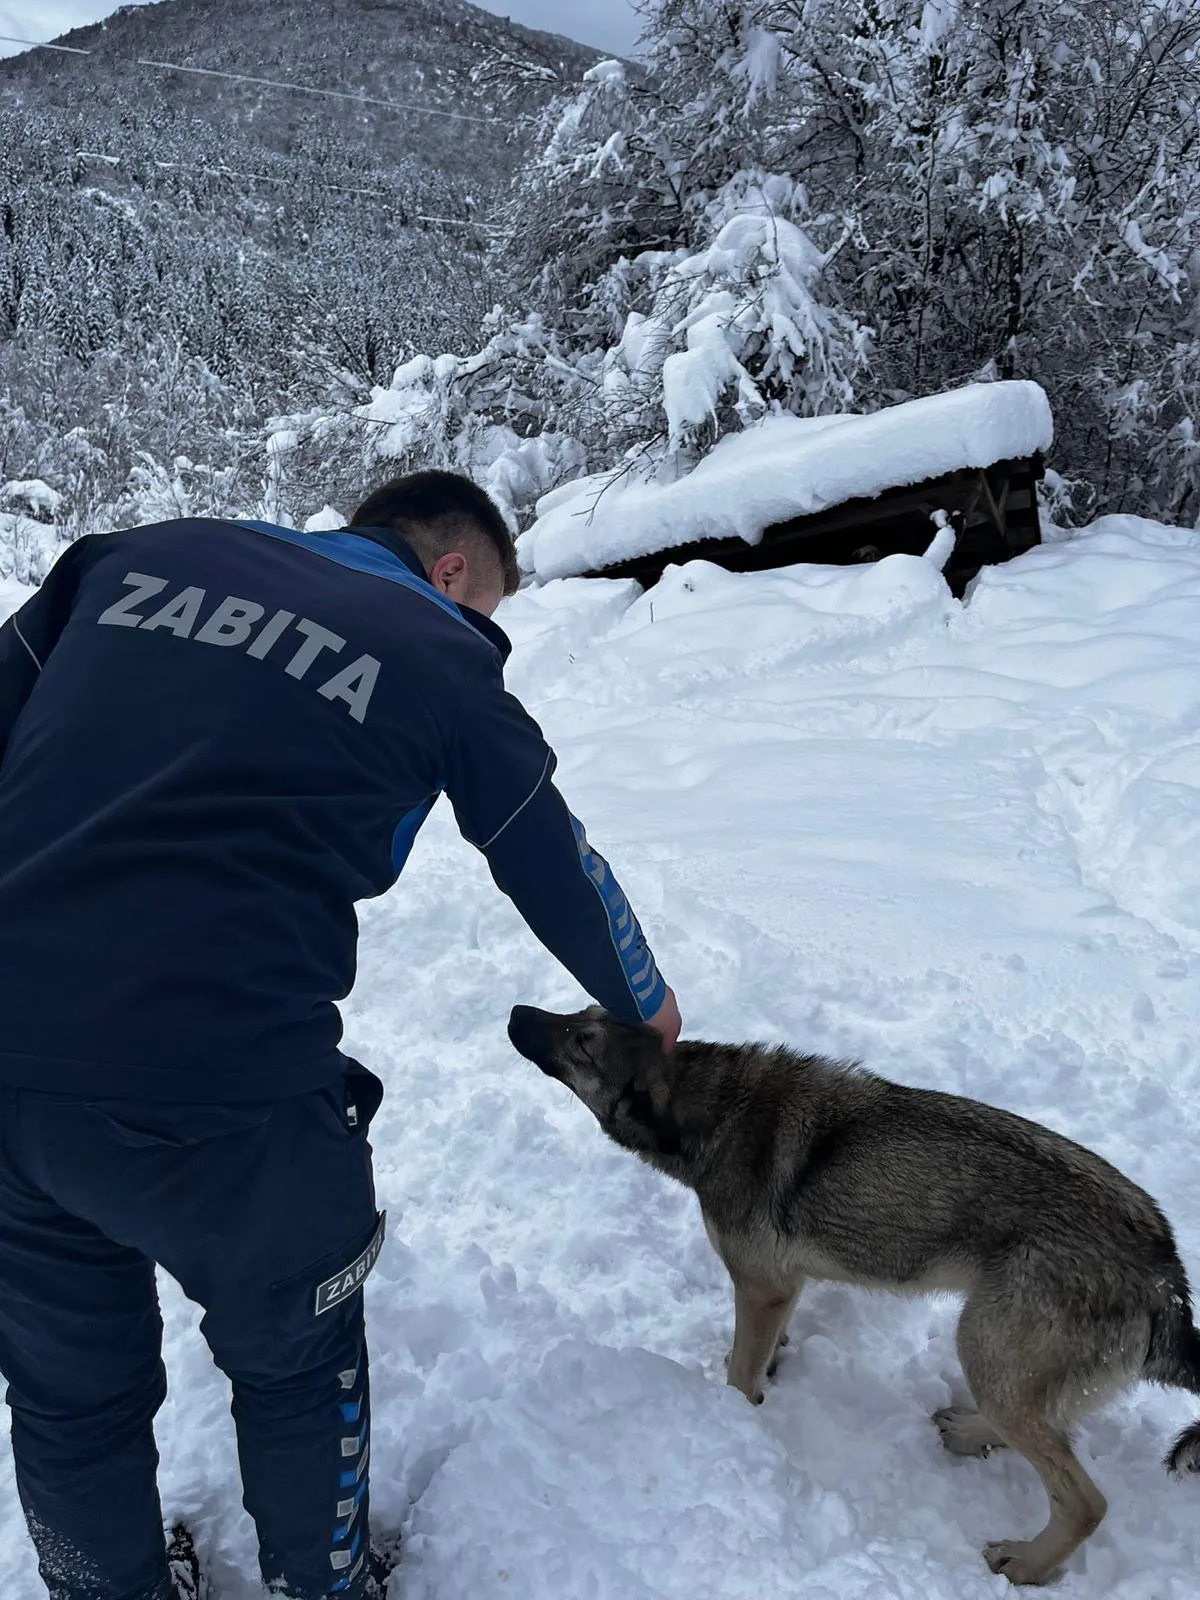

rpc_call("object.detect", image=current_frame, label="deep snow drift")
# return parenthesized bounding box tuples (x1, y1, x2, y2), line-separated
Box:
(0, 515, 1198, 1598)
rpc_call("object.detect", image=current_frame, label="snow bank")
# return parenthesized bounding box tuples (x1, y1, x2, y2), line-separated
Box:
(1, 510, 1198, 1600)
(0, 577, 32, 618)
(0, 514, 65, 587)
(0, 479, 62, 519)
(519, 380, 1054, 581)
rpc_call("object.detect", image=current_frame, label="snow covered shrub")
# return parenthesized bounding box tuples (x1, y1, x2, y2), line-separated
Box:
(606, 173, 869, 471)
(277, 64, 868, 531)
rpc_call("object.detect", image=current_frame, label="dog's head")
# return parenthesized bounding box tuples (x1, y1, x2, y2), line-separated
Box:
(507, 1004, 682, 1159)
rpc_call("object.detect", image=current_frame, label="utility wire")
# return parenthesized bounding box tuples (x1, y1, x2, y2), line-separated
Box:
(77, 148, 394, 200)
(0, 35, 90, 55)
(75, 146, 504, 227)
(0, 34, 508, 124)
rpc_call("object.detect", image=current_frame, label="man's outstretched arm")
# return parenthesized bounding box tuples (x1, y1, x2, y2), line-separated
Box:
(445, 668, 680, 1048)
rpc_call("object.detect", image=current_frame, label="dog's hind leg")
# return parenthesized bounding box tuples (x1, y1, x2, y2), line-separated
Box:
(977, 1418, 1106, 1587)
(956, 1296, 1108, 1586)
(726, 1276, 802, 1404)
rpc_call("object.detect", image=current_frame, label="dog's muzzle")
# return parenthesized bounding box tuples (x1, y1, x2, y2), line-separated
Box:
(507, 1005, 568, 1079)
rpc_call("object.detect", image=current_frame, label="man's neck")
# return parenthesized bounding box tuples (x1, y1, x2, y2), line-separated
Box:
(342, 524, 426, 580)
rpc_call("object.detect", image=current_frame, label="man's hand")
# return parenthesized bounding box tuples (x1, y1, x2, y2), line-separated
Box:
(647, 986, 682, 1053)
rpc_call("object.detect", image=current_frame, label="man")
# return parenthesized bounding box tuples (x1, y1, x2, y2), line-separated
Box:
(0, 471, 680, 1600)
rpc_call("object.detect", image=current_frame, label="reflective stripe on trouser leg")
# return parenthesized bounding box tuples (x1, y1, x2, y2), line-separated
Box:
(328, 1361, 369, 1593)
(233, 1296, 372, 1600)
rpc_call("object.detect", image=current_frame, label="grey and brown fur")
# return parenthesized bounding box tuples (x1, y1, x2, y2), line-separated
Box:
(507, 1005, 1200, 1587)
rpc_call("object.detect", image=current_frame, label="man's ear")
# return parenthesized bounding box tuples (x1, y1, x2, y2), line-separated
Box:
(429, 551, 468, 598)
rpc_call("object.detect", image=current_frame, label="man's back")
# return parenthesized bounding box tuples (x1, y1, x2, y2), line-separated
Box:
(0, 517, 502, 1100)
(0, 476, 676, 1600)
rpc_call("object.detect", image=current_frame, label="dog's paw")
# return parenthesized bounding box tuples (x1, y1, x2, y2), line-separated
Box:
(934, 1406, 1003, 1459)
(765, 1331, 790, 1379)
(983, 1540, 1053, 1587)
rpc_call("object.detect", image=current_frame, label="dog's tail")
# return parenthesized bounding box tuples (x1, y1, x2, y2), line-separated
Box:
(1144, 1299, 1200, 1475)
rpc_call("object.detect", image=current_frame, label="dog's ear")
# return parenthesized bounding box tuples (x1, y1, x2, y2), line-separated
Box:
(615, 1075, 682, 1156)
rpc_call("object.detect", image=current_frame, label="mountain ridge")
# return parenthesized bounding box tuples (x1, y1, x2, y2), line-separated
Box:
(0, 0, 601, 531)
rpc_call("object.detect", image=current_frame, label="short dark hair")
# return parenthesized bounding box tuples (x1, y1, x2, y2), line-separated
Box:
(352, 470, 519, 597)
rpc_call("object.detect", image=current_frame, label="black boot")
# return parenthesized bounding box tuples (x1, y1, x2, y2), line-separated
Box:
(165, 1522, 202, 1600)
(365, 1534, 400, 1598)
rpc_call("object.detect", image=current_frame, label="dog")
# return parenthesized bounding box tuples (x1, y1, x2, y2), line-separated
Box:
(507, 1004, 1200, 1587)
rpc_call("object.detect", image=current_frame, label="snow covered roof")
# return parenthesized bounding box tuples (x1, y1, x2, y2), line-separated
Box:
(518, 380, 1053, 583)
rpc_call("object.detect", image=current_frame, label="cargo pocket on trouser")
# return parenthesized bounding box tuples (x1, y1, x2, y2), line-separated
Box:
(268, 1209, 387, 1358)
(260, 1068, 386, 1373)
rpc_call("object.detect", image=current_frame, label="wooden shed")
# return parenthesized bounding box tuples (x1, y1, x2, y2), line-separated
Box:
(519, 382, 1053, 599)
(584, 453, 1044, 600)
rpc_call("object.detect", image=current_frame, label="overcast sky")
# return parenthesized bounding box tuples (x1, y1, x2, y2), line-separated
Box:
(0, 0, 642, 59)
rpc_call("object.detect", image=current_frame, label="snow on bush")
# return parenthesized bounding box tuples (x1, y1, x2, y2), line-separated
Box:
(0, 479, 62, 521)
(291, 170, 868, 535)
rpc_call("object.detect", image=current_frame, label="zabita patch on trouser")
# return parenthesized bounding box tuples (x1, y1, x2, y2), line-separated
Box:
(314, 1213, 386, 1316)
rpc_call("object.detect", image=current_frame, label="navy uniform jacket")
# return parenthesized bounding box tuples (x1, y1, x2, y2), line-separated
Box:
(0, 518, 665, 1101)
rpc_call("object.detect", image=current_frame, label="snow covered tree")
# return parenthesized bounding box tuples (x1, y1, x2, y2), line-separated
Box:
(627, 0, 1200, 521)
(282, 55, 868, 533)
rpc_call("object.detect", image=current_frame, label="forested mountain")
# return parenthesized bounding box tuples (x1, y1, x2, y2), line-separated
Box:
(3, 0, 1197, 564)
(0, 0, 599, 538)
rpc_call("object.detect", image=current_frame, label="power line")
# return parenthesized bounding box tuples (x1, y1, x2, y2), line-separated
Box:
(0, 34, 508, 125)
(0, 35, 90, 56)
(76, 148, 393, 200)
(409, 214, 501, 232)
(73, 148, 504, 229)
(136, 56, 502, 124)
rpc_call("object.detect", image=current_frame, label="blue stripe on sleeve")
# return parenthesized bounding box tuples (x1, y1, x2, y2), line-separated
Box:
(569, 816, 666, 1021)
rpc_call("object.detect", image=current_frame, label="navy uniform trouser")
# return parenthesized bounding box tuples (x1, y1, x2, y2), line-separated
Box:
(0, 1064, 385, 1600)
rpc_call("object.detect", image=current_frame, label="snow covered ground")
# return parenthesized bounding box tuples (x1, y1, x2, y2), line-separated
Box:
(1, 515, 1199, 1597)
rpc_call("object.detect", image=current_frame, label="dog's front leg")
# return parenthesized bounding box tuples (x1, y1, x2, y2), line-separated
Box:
(726, 1278, 800, 1404)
